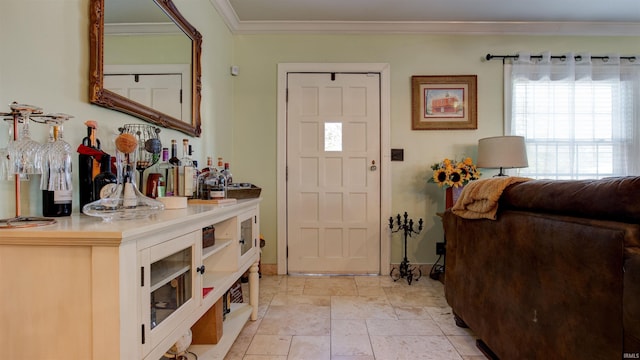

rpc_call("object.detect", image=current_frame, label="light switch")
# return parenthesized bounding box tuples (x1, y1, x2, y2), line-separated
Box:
(391, 149, 404, 161)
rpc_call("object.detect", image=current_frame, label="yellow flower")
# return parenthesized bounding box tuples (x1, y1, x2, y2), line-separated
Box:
(449, 168, 464, 187)
(428, 157, 481, 188)
(432, 168, 450, 187)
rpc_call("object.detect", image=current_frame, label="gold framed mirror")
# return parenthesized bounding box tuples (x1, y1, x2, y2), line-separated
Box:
(89, 0, 202, 137)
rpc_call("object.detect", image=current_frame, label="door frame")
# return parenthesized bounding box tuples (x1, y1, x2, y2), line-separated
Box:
(276, 63, 391, 275)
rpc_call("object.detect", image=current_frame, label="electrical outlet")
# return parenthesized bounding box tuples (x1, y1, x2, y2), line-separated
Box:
(436, 242, 446, 255)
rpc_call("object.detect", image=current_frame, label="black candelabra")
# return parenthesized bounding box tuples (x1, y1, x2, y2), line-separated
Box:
(389, 212, 423, 285)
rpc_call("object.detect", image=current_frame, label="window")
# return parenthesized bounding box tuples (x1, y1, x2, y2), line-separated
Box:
(324, 122, 342, 152)
(506, 53, 640, 180)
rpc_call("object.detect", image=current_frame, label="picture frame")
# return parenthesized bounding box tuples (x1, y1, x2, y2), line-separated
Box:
(411, 75, 477, 130)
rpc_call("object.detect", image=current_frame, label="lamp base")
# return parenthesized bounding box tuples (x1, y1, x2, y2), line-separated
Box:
(494, 167, 509, 177)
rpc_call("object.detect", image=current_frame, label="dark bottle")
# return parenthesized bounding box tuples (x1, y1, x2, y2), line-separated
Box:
(42, 189, 72, 217)
(168, 140, 181, 196)
(79, 121, 101, 211)
(93, 155, 117, 200)
(78, 154, 94, 211)
(169, 139, 181, 166)
(158, 147, 174, 196)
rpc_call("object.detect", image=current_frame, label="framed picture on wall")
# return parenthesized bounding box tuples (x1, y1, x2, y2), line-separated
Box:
(411, 75, 477, 130)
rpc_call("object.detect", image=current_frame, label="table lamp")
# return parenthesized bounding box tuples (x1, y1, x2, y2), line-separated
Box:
(477, 136, 528, 176)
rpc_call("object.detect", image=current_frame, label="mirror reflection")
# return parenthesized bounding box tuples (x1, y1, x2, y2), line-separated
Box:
(89, 0, 202, 137)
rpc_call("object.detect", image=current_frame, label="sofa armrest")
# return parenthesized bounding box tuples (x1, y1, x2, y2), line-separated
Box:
(625, 248, 640, 354)
(442, 210, 459, 308)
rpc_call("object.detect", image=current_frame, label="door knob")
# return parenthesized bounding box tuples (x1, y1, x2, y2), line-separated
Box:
(370, 160, 377, 171)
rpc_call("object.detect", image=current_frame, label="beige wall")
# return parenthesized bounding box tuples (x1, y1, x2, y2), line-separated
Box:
(232, 34, 640, 266)
(1, 0, 639, 268)
(0, 0, 234, 219)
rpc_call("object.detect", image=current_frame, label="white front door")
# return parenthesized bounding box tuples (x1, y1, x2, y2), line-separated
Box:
(286, 72, 381, 274)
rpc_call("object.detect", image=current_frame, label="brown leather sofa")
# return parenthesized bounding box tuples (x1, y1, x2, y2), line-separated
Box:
(443, 176, 640, 359)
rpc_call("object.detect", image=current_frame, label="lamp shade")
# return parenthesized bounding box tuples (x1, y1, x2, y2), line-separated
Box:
(477, 136, 528, 172)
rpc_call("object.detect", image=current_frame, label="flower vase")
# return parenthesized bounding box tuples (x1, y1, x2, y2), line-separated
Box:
(445, 186, 464, 209)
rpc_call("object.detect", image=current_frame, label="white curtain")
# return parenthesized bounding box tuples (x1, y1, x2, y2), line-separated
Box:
(505, 51, 640, 179)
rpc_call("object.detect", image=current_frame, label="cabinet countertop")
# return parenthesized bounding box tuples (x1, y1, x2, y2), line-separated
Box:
(0, 198, 261, 246)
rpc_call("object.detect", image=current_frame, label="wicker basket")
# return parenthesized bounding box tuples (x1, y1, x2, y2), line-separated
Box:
(226, 184, 261, 199)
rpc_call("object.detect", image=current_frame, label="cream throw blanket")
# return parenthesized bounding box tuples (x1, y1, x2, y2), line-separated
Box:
(451, 177, 531, 220)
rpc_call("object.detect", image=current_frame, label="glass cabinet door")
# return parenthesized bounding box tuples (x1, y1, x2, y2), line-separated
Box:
(140, 231, 198, 357)
(240, 217, 252, 257)
(150, 247, 192, 329)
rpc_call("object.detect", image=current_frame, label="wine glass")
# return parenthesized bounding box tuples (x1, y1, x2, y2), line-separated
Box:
(7, 103, 43, 175)
(121, 124, 162, 189)
(39, 115, 73, 192)
(0, 118, 12, 181)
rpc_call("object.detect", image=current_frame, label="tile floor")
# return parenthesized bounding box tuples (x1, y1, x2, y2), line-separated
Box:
(224, 275, 486, 360)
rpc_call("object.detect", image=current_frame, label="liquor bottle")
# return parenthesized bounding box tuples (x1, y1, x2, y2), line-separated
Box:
(223, 162, 233, 185)
(79, 121, 101, 211)
(169, 140, 181, 166)
(197, 156, 213, 199)
(217, 157, 224, 172)
(189, 145, 199, 198)
(42, 190, 72, 217)
(156, 174, 166, 198)
(198, 156, 223, 200)
(214, 166, 227, 200)
(158, 147, 175, 196)
(180, 139, 196, 197)
(168, 140, 181, 196)
(93, 154, 117, 200)
(209, 157, 226, 199)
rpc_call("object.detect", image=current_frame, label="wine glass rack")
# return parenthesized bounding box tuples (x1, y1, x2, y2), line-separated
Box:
(0, 102, 73, 228)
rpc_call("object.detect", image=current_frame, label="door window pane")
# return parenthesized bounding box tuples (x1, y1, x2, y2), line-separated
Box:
(324, 122, 342, 151)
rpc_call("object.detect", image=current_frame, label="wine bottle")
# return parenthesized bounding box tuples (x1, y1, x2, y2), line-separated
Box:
(93, 155, 117, 200)
(42, 189, 72, 217)
(79, 121, 101, 211)
(168, 140, 181, 196)
(180, 139, 195, 197)
(158, 147, 174, 196)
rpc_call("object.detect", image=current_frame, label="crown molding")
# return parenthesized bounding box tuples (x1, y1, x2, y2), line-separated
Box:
(230, 21, 640, 36)
(209, 0, 640, 36)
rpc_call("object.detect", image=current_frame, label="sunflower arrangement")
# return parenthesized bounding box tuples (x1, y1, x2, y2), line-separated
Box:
(429, 157, 481, 188)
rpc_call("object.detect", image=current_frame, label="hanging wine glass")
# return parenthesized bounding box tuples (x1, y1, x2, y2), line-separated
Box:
(120, 124, 162, 189)
(2, 116, 31, 182)
(7, 103, 43, 175)
(0, 118, 12, 181)
(39, 114, 73, 192)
